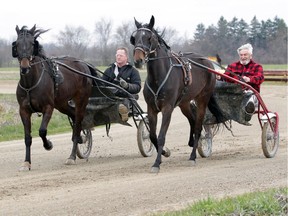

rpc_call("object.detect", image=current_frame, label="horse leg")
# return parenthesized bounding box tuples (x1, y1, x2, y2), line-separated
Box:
(19, 110, 32, 171)
(65, 100, 86, 165)
(147, 109, 158, 151)
(39, 108, 54, 151)
(180, 103, 196, 148)
(151, 110, 173, 173)
(189, 100, 207, 164)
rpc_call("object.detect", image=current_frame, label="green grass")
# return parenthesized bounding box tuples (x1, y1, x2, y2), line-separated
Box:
(0, 94, 71, 142)
(0, 67, 18, 71)
(155, 187, 287, 216)
(263, 65, 288, 70)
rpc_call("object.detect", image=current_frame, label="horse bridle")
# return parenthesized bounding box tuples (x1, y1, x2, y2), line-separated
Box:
(132, 28, 159, 61)
(14, 31, 39, 73)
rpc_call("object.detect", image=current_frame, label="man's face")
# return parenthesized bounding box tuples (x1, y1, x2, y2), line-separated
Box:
(239, 49, 252, 65)
(116, 49, 128, 66)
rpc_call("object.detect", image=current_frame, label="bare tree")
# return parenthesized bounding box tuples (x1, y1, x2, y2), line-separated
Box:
(162, 27, 179, 46)
(0, 39, 14, 67)
(114, 21, 136, 62)
(114, 21, 134, 46)
(56, 25, 90, 59)
(94, 17, 113, 65)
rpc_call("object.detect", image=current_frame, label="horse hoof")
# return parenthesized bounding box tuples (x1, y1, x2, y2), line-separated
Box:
(19, 162, 31, 171)
(44, 140, 53, 151)
(190, 160, 196, 166)
(150, 166, 160, 173)
(65, 159, 76, 165)
(163, 147, 171, 157)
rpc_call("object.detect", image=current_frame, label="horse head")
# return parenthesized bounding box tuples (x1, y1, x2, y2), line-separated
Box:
(130, 15, 160, 68)
(12, 25, 48, 74)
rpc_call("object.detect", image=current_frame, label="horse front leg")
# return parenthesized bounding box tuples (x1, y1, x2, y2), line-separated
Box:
(39, 108, 54, 151)
(19, 110, 32, 171)
(151, 110, 172, 173)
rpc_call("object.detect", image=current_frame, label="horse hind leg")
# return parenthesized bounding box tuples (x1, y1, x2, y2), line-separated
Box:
(189, 100, 208, 165)
(65, 119, 81, 165)
(180, 100, 204, 165)
(66, 97, 88, 165)
(180, 103, 196, 148)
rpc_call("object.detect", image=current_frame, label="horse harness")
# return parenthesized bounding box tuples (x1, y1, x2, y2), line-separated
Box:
(18, 58, 64, 114)
(145, 49, 193, 111)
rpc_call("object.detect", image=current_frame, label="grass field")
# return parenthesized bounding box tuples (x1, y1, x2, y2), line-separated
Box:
(155, 187, 287, 216)
(0, 93, 71, 142)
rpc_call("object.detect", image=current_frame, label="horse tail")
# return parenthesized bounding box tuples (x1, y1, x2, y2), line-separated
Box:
(207, 94, 226, 124)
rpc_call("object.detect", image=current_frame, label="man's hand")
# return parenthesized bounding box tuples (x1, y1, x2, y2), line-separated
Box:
(120, 78, 129, 89)
(242, 76, 251, 83)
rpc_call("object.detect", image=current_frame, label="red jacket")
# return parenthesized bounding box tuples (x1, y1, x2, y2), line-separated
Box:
(224, 59, 264, 92)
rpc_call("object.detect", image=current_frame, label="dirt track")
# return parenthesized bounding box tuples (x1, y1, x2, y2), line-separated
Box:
(0, 83, 287, 216)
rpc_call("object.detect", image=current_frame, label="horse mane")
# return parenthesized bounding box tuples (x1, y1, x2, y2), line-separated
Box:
(142, 23, 171, 50)
(158, 28, 171, 50)
(37, 44, 47, 58)
(153, 28, 170, 50)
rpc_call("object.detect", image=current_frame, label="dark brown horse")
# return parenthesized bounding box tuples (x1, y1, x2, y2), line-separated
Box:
(12, 25, 94, 170)
(130, 16, 224, 173)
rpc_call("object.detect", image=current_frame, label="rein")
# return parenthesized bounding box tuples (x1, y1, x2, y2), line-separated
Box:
(180, 52, 246, 82)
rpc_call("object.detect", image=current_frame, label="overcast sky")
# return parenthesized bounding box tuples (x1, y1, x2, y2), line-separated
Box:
(1, 0, 287, 43)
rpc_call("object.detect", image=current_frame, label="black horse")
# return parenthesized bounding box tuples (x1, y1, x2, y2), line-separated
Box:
(13, 25, 95, 170)
(130, 16, 224, 173)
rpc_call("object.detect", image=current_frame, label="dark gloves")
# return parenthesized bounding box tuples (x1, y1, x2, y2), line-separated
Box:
(119, 78, 129, 89)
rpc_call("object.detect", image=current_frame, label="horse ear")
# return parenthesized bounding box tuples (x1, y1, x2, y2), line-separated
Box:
(15, 25, 20, 35)
(148, 15, 155, 29)
(30, 24, 36, 35)
(12, 41, 18, 58)
(33, 40, 39, 56)
(134, 17, 142, 29)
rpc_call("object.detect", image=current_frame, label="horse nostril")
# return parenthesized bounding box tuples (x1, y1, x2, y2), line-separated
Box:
(20, 67, 30, 75)
(134, 60, 144, 69)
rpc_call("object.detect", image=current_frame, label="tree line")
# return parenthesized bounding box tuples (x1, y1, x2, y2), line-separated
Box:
(0, 16, 286, 68)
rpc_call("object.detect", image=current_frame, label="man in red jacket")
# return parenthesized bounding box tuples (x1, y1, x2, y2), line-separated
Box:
(223, 43, 264, 117)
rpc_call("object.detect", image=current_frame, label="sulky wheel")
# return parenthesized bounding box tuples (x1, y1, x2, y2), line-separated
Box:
(198, 125, 214, 158)
(77, 129, 93, 159)
(137, 119, 154, 157)
(261, 117, 279, 158)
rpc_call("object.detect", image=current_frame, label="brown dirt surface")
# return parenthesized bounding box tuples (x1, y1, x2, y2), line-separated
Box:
(0, 83, 287, 216)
